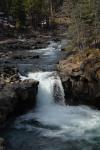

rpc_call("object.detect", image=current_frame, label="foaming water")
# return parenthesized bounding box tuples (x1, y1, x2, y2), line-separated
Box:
(3, 41, 100, 150)
(15, 72, 100, 140)
(29, 41, 61, 55)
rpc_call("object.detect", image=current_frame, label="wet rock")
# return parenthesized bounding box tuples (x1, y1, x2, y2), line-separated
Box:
(58, 50, 100, 109)
(0, 36, 50, 52)
(0, 66, 39, 127)
(12, 53, 40, 60)
(0, 86, 17, 125)
(31, 55, 40, 59)
(0, 66, 19, 83)
(13, 79, 39, 114)
(52, 38, 60, 42)
(0, 138, 5, 150)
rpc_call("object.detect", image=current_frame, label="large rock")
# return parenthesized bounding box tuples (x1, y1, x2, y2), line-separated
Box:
(0, 66, 39, 126)
(58, 50, 100, 109)
(0, 138, 5, 150)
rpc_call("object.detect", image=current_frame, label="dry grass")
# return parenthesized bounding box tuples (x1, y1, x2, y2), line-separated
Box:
(69, 49, 100, 64)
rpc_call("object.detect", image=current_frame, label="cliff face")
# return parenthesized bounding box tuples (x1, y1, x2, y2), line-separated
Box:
(0, 66, 39, 127)
(58, 50, 100, 109)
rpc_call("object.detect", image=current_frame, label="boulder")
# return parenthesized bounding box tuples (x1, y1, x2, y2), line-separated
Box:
(0, 138, 5, 150)
(13, 79, 39, 114)
(0, 66, 39, 127)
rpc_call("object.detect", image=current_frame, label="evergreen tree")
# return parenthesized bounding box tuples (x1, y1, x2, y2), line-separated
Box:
(11, 0, 26, 29)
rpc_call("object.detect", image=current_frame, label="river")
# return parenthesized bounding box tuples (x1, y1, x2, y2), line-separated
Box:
(2, 40, 100, 150)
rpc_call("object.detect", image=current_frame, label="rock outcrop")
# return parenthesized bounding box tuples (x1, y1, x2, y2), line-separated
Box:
(0, 66, 39, 127)
(58, 50, 100, 109)
(0, 137, 5, 150)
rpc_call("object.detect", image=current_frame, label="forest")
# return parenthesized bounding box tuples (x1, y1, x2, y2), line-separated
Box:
(0, 0, 100, 50)
(0, 0, 62, 29)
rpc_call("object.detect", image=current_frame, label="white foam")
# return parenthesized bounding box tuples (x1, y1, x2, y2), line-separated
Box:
(29, 41, 61, 56)
(15, 72, 100, 139)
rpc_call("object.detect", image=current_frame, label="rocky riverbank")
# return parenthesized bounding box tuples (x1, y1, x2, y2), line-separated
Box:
(0, 35, 50, 51)
(0, 33, 61, 72)
(0, 34, 51, 65)
(0, 33, 53, 149)
(58, 49, 100, 109)
(0, 66, 39, 128)
(0, 33, 61, 127)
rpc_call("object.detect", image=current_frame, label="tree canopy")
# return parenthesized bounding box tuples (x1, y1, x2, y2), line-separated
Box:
(64, 0, 100, 49)
(0, 0, 99, 49)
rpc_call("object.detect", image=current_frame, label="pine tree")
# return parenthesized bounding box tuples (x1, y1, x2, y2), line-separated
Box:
(11, 0, 26, 29)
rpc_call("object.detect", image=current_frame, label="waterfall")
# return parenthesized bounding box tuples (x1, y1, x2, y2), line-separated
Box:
(18, 72, 67, 125)
(15, 71, 100, 139)
(4, 41, 100, 150)
(21, 72, 65, 108)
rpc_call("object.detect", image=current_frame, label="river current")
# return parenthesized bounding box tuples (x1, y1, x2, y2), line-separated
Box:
(2, 40, 100, 150)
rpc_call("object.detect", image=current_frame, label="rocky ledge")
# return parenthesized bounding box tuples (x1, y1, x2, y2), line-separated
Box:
(0, 137, 5, 150)
(0, 66, 39, 127)
(58, 49, 100, 109)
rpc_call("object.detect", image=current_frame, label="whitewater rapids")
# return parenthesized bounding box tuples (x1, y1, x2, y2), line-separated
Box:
(3, 41, 100, 150)
(14, 72, 100, 141)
